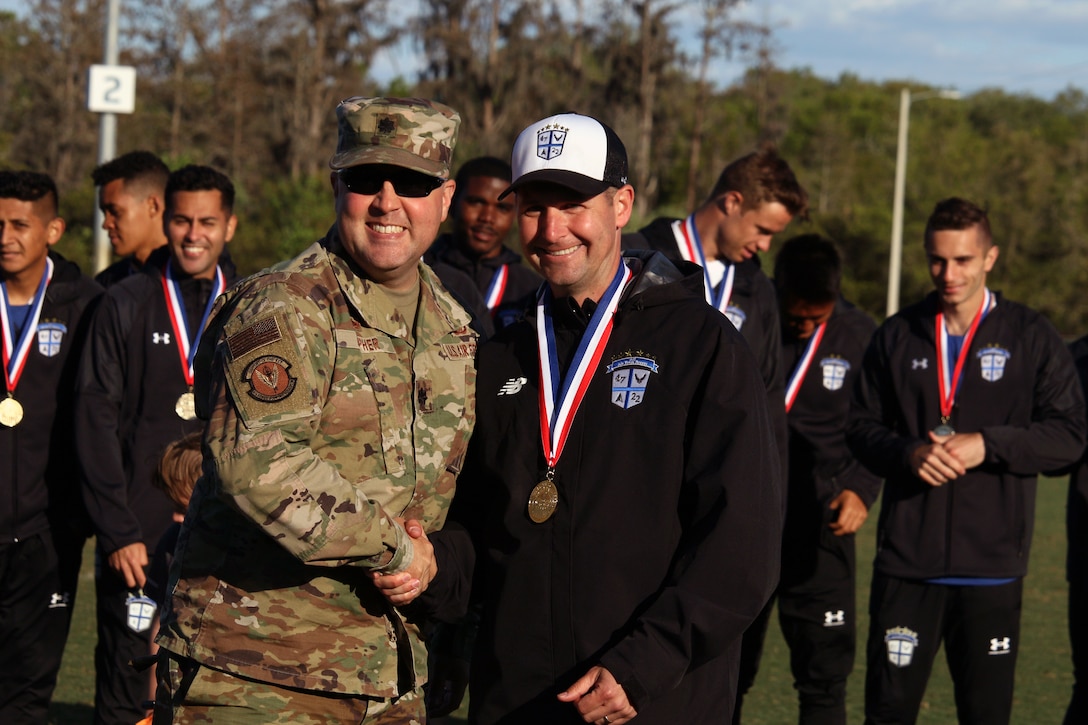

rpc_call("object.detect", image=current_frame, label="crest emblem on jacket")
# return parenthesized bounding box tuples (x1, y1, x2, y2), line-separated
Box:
(885, 626, 919, 667)
(977, 345, 1010, 382)
(37, 322, 66, 357)
(606, 353, 659, 410)
(724, 305, 746, 331)
(537, 123, 568, 160)
(820, 356, 850, 392)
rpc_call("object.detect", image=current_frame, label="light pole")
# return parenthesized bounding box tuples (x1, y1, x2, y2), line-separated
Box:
(886, 87, 961, 318)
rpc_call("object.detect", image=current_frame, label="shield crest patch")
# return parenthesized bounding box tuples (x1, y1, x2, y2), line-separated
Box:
(605, 355, 659, 410)
(885, 627, 919, 668)
(977, 346, 1010, 382)
(37, 322, 67, 357)
(537, 127, 567, 160)
(820, 356, 850, 391)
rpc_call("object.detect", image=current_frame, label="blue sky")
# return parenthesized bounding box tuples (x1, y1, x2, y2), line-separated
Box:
(7, 0, 1084, 100)
(372, 0, 1088, 100)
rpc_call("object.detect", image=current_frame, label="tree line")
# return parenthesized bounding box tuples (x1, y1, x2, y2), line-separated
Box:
(3, 0, 1087, 334)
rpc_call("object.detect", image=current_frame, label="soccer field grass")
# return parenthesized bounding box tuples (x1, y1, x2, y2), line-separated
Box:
(48, 477, 1075, 723)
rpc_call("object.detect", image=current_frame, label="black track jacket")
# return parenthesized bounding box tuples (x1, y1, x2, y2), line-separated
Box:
(423, 251, 783, 724)
(782, 298, 880, 552)
(848, 292, 1085, 580)
(76, 247, 230, 554)
(1, 252, 101, 543)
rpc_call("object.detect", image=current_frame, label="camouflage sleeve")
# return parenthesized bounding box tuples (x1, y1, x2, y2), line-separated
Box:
(203, 278, 413, 573)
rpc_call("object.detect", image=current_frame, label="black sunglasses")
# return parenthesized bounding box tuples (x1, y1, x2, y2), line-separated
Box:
(337, 166, 444, 198)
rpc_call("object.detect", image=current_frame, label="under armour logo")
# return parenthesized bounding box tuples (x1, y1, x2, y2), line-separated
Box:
(48, 591, 71, 609)
(989, 637, 1011, 654)
(498, 377, 528, 396)
(824, 610, 846, 627)
(912, 358, 928, 370)
(153, 332, 172, 345)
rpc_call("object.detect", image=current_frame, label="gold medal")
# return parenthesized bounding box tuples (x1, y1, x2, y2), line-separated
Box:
(175, 391, 196, 421)
(528, 479, 559, 523)
(0, 396, 23, 427)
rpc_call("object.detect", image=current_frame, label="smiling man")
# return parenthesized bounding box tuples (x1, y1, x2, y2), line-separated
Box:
(153, 97, 477, 724)
(385, 112, 782, 725)
(848, 197, 1085, 725)
(76, 165, 236, 725)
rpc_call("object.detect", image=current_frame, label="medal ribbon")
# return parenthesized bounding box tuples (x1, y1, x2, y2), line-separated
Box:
(536, 261, 632, 467)
(935, 287, 993, 421)
(484, 264, 509, 312)
(161, 260, 226, 386)
(784, 321, 827, 413)
(0, 257, 54, 396)
(671, 215, 734, 314)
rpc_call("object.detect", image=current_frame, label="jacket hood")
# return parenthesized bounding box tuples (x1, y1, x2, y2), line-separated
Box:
(620, 249, 704, 310)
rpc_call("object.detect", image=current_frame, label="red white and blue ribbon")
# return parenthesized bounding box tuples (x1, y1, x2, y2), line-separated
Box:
(784, 321, 827, 413)
(484, 264, 509, 313)
(0, 257, 53, 396)
(536, 261, 632, 467)
(935, 287, 994, 421)
(161, 260, 226, 387)
(672, 215, 734, 315)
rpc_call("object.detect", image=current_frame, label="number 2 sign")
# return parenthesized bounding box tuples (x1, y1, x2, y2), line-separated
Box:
(87, 65, 136, 114)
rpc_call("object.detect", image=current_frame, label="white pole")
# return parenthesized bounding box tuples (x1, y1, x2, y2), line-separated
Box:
(886, 88, 911, 319)
(94, 0, 122, 274)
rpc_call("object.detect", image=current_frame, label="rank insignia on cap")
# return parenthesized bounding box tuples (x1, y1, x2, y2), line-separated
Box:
(244, 355, 297, 403)
(377, 115, 397, 135)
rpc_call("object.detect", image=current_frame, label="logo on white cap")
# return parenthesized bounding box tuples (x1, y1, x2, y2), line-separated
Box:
(503, 113, 627, 199)
(537, 123, 568, 161)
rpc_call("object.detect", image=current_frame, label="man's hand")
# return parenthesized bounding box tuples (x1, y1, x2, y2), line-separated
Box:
(940, 431, 986, 470)
(828, 489, 868, 536)
(557, 666, 637, 724)
(108, 542, 148, 589)
(371, 519, 436, 606)
(909, 431, 967, 486)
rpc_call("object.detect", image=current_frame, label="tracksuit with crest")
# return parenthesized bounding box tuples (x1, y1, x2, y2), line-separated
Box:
(848, 291, 1085, 724)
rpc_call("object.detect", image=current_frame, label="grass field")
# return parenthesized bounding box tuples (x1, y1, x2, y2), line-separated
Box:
(48, 477, 1076, 724)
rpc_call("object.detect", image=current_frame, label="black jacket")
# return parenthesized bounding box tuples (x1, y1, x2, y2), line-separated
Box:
(1, 252, 101, 542)
(76, 247, 232, 553)
(782, 298, 880, 553)
(847, 292, 1085, 580)
(1066, 335, 1088, 583)
(427, 233, 541, 329)
(624, 218, 787, 481)
(424, 251, 782, 724)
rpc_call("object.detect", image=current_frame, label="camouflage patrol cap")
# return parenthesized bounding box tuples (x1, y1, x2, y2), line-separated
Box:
(330, 97, 461, 178)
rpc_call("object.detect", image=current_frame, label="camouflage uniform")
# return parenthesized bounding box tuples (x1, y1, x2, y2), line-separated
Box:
(155, 227, 477, 708)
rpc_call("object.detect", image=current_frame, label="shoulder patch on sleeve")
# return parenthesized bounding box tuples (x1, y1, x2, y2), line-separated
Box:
(243, 355, 298, 402)
(222, 309, 314, 425)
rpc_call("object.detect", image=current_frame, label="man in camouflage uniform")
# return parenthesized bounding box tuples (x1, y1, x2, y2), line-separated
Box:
(154, 97, 478, 724)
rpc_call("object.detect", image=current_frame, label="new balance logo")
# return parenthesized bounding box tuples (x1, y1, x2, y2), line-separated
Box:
(498, 377, 528, 396)
(989, 637, 1012, 654)
(824, 610, 846, 627)
(912, 358, 928, 370)
(153, 332, 172, 345)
